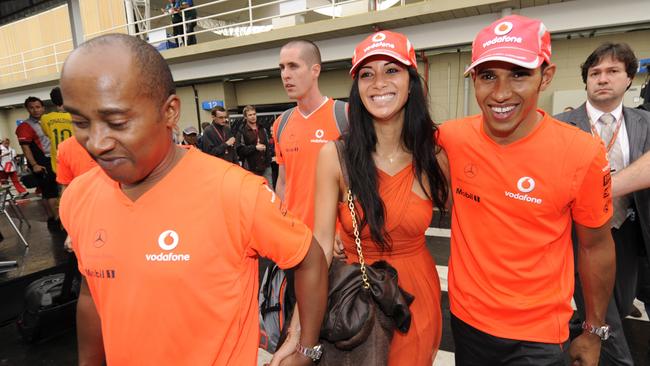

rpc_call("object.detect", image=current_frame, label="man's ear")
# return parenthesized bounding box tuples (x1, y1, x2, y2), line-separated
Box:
(539, 63, 556, 92)
(163, 94, 181, 129)
(312, 63, 321, 78)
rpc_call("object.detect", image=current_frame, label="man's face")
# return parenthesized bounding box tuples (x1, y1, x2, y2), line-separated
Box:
(212, 110, 228, 126)
(586, 56, 631, 108)
(183, 133, 198, 146)
(472, 61, 555, 144)
(245, 110, 257, 124)
(2, 139, 9, 147)
(61, 44, 179, 185)
(26, 101, 44, 120)
(279, 46, 319, 100)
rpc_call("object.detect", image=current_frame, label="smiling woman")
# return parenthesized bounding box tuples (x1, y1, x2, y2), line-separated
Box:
(310, 30, 449, 366)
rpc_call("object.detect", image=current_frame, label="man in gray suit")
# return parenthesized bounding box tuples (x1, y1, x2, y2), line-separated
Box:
(556, 42, 650, 366)
(614, 151, 650, 197)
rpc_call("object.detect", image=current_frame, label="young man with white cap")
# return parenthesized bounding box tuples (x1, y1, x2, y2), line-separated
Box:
(438, 15, 615, 365)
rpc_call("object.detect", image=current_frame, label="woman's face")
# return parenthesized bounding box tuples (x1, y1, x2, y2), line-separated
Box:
(357, 56, 410, 124)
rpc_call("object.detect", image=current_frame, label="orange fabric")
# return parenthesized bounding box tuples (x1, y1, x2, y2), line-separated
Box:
(56, 136, 97, 185)
(338, 165, 441, 366)
(60, 148, 312, 366)
(438, 111, 612, 343)
(273, 98, 341, 228)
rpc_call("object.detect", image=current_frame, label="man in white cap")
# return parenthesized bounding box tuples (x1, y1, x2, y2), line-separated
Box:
(438, 15, 615, 365)
(181, 126, 199, 147)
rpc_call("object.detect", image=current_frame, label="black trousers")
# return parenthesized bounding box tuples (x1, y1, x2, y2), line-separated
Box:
(573, 216, 642, 366)
(451, 314, 569, 366)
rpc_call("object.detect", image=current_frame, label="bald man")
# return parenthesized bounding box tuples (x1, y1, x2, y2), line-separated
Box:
(59, 34, 327, 366)
(273, 40, 348, 230)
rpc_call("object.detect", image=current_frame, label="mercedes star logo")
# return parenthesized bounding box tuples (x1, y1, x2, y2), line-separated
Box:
(464, 163, 478, 178)
(93, 229, 107, 248)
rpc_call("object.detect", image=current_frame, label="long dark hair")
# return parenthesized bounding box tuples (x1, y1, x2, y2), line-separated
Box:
(343, 66, 448, 249)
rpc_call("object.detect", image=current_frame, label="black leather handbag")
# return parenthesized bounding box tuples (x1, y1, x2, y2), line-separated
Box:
(318, 141, 414, 365)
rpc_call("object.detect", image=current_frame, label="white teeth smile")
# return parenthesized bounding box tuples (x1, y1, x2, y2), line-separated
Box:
(492, 105, 515, 113)
(371, 94, 395, 101)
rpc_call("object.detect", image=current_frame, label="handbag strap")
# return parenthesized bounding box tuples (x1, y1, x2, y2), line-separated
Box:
(333, 140, 370, 290)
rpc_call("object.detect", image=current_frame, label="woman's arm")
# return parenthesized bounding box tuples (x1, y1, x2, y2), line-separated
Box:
(436, 148, 452, 209)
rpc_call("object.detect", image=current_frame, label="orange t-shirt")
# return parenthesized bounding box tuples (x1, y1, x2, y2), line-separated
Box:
(56, 136, 98, 185)
(59, 148, 312, 365)
(273, 98, 342, 228)
(438, 111, 612, 343)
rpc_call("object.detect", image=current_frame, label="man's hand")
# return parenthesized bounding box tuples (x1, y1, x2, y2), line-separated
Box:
(64, 235, 73, 252)
(256, 143, 266, 151)
(568, 333, 601, 366)
(278, 353, 313, 366)
(226, 137, 236, 146)
(332, 232, 346, 260)
(268, 330, 299, 366)
(32, 164, 44, 174)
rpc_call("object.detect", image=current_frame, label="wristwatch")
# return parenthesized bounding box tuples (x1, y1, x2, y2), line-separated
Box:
(295, 343, 323, 362)
(582, 321, 610, 340)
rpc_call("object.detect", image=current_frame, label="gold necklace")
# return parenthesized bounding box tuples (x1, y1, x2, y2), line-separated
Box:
(376, 145, 402, 164)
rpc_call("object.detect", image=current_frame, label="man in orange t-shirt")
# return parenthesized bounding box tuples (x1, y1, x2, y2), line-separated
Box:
(56, 135, 98, 252)
(59, 34, 327, 366)
(439, 15, 615, 366)
(273, 40, 347, 230)
(56, 135, 97, 186)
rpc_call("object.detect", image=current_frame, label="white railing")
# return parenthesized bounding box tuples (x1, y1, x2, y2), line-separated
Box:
(1, 0, 408, 84)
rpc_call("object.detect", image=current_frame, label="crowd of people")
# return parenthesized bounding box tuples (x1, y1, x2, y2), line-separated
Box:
(10, 11, 649, 366)
(177, 104, 276, 187)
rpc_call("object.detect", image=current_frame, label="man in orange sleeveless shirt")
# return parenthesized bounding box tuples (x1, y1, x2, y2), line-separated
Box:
(438, 15, 615, 366)
(59, 34, 327, 366)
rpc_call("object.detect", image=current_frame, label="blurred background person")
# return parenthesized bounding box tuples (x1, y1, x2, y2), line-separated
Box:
(0, 138, 28, 198)
(237, 105, 272, 185)
(180, 126, 199, 147)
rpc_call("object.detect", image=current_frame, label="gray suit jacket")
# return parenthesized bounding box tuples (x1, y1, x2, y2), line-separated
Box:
(555, 103, 650, 254)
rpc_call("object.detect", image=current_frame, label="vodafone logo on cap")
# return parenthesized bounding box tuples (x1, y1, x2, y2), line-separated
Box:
(494, 21, 513, 36)
(372, 33, 387, 42)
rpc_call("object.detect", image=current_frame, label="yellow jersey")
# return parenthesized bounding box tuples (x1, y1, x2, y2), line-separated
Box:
(40, 111, 73, 172)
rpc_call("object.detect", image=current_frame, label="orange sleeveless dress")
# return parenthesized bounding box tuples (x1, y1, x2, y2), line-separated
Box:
(337, 164, 442, 365)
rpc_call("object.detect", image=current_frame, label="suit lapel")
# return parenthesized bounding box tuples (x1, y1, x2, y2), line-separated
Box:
(623, 108, 647, 161)
(572, 103, 591, 133)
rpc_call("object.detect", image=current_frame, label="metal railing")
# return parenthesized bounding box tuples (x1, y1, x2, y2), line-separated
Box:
(1, 0, 409, 84)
